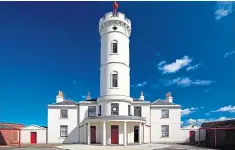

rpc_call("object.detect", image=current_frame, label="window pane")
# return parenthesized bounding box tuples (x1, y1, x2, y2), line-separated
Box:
(112, 74, 118, 87)
(60, 110, 68, 118)
(88, 106, 96, 117)
(99, 105, 101, 115)
(111, 103, 119, 115)
(161, 110, 169, 118)
(161, 125, 169, 137)
(134, 106, 141, 117)
(112, 43, 118, 53)
(60, 125, 68, 137)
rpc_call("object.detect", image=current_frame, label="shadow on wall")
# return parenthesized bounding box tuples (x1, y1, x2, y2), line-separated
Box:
(0, 132, 7, 145)
(61, 126, 79, 144)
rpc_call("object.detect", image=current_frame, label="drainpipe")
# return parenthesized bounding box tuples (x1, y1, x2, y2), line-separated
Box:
(214, 129, 217, 148)
(18, 129, 21, 146)
(199, 128, 200, 145)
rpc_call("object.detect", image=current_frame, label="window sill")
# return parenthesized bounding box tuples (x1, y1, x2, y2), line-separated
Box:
(160, 136, 170, 138)
(58, 137, 67, 139)
(59, 118, 69, 119)
(110, 87, 119, 89)
(160, 117, 169, 119)
(110, 53, 119, 55)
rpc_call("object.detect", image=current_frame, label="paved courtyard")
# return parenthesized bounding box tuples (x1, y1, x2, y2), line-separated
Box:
(56, 144, 216, 150)
(0, 144, 217, 150)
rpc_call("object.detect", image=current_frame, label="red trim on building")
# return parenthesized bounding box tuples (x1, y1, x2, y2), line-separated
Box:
(200, 127, 235, 130)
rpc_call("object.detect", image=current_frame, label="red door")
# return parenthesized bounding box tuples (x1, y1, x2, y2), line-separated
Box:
(90, 126, 96, 143)
(189, 131, 195, 145)
(30, 132, 37, 144)
(111, 125, 119, 144)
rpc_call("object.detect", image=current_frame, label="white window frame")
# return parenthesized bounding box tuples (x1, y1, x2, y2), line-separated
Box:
(88, 106, 96, 117)
(60, 109, 68, 118)
(110, 71, 118, 88)
(161, 109, 169, 118)
(161, 125, 169, 137)
(111, 40, 118, 54)
(60, 125, 68, 137)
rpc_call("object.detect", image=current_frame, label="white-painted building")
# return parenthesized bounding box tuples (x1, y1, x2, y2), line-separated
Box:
(47, 2, 182, 145)
(21, 125, 47, 144)
(180, 125, 200, 143)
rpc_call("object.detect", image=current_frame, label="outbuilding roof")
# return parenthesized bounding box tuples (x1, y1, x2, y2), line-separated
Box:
(201, 119, 235, 128)
(151, 99, 178, 105)
(0, 124, 18, 130)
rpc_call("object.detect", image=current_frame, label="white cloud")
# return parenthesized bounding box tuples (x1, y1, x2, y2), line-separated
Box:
(187, 118, 197, 124)
(215, 2, 233, 20)
(186, 62, 204, 71)
(181, 121, 184, 124)
(157, 61, 166, 67)
(224, 50, 235, 58)
(156, 53, 160, 56)
(181, 107, 198, 116)
(131, 81, 148, 88)
(158, 56, 192, 74)
(81, 95, 86, 99)
(212, 105, 235, 113)
(165, 77, 214, 87)
(205, 113, 210, 116)
(201, 106, 204, 109)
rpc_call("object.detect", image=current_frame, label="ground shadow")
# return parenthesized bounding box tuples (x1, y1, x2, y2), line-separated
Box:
(0, 131, 7, 145)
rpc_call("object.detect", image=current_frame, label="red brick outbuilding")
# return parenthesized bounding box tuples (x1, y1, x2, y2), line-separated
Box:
(0, 123, 24, 146)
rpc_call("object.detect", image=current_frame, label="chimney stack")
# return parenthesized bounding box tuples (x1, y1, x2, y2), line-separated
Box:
(86, 91, 91, 100)
(56, 90, 64, 103)
(139, 91, 144, 101)
(166, 92, 173, 103)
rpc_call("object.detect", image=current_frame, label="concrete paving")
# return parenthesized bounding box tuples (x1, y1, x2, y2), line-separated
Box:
(57, 144, 171, 150)
(0, 144, 217, 150)
(56, 143, 216, 150)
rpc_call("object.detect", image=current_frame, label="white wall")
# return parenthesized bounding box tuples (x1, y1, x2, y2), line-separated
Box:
(100, 12, 131, 98)
(150, 107, 181, 143)
(132, 102, 150, 125)
(144, 126, 150, 143)
(79, 103, 96, 123)
(199, 129, 206, 141)
(47, 106, 79, 144)
(180, 129, 200, 143)
(21, 128, 47, 144)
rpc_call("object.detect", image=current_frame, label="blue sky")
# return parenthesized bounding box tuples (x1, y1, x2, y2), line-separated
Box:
(0, 1, 234, 126)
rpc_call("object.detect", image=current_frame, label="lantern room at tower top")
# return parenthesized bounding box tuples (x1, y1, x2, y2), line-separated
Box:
(99, 2, 131, 38)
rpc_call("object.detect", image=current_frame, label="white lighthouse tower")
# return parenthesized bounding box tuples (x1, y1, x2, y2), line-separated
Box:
(97, 2, 133, 116)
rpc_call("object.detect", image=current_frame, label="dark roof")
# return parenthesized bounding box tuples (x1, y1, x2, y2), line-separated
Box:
(86, 115, 146, 121)
(0, 124, 18, 130)
(86, 98, 97, 101)
(132, 98, 146, 101)
(201, 119, 235, 128)
(151, 100, 178, 105)
(0, 122, 24, 125)
(52, 100, 78, 105)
